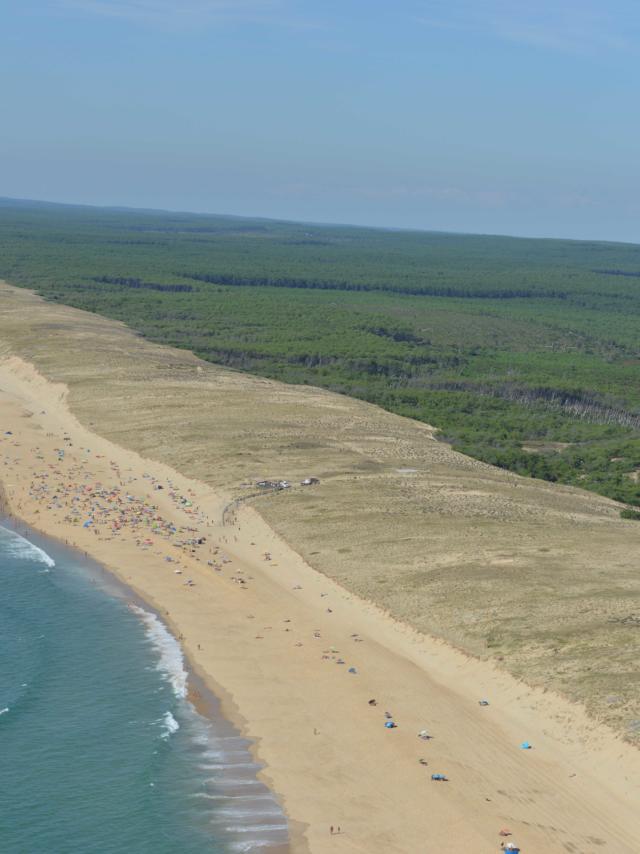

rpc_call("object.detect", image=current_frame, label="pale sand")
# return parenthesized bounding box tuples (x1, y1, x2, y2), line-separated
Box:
(2, 282, 639, 740)
(1, 350, 640, 849)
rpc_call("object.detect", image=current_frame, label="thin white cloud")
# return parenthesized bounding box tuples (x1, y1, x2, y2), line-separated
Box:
(416, 0, 640, 55)
(59, 0, 287, 28)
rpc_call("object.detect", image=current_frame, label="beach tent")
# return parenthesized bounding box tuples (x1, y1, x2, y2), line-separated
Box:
(520, 741, 532, 750)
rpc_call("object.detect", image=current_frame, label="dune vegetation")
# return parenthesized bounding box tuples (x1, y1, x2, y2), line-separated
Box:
(1, 280, 639, 744)
(1, 198, 639, 507)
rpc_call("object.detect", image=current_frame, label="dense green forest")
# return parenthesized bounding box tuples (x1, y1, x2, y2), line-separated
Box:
(1, 198, 639, 507)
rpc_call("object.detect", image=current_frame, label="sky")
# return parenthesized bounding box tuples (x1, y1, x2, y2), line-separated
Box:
(2, 1, 640, 242)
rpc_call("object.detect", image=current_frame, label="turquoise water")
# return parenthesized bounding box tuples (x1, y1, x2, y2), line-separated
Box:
(0, 522, 288, 853)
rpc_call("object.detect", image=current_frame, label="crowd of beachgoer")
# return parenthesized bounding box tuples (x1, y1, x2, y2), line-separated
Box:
(3, 427, 524, 851)
(3, 431, 232, 578)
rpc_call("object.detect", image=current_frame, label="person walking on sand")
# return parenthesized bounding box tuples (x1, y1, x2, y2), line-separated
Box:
(330, 826, 334, 835)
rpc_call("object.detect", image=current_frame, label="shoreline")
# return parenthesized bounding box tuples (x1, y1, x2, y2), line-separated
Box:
(0, 508, 297, 854)
(0, 373, 311, 851)
(2, 355, 640, 852)
(0, 512, 292, 854)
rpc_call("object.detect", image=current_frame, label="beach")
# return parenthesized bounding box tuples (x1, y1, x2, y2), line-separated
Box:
(0, 521, 290, 854)
(1, 350, 640, 852)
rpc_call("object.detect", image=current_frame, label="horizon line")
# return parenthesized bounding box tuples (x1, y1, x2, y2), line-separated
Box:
(1, 194, 638, 249)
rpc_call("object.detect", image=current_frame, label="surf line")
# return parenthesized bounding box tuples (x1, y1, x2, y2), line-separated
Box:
(0, 513, 292, 853)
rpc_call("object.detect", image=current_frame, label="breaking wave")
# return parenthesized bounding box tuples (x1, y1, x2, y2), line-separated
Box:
(129, 604, 187, 698)
(159, 710, 180, 739)
(0, 527, 55, 568)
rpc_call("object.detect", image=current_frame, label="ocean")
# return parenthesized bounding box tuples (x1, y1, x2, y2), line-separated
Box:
(0, 522, 289, 854)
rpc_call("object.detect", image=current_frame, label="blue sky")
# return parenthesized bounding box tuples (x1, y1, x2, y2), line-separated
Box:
(2, 1, 639, 241)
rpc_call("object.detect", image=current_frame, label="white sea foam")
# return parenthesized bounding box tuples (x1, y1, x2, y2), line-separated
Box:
(0, 527, 55, 568)
(128, 607, 289, 848)
(224, 824, 288, 833)
(192, 793, 274, 801)
(130, 605, 187, 698)
(160, 710, 180, 739)
(212, 808, 282, 819)
(0, 707, 9, 716)
(198, 761, 257, 770)
(228, 842, 280, 852)
(209, 736, 246, 742)
(202, 750, 249, 761)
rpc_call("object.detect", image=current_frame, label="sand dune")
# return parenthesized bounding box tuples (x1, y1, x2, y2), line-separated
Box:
(1, 280, 640, 852)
